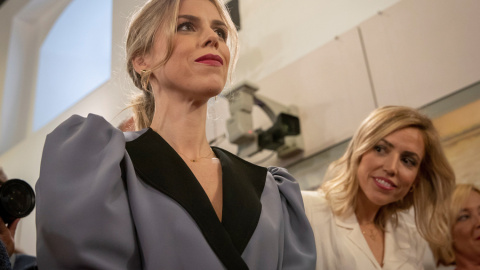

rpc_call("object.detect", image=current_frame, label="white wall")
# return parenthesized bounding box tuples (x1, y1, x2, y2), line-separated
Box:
(213, 0, 480, 169)
(1, 0, 478, 256)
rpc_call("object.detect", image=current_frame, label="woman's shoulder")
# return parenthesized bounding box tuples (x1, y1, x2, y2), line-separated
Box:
(301, 189, 333, 223)
(302, 189, 329, 210)
(48, 113, 122, 142)
(39, 114, 127, 187)
(389, 209, 428, 256)
(265, 166, 304, 199)
(48, 113, 148, 147)
(396, 209, 419, 230)
(36, 114, 142, 269)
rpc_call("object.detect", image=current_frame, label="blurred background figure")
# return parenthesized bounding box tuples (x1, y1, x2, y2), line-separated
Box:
(434, 183, 480, 270)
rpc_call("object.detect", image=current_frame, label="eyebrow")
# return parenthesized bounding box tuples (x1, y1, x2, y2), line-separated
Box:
(177, 15, 227, 28)
(380, 139, 421, 160)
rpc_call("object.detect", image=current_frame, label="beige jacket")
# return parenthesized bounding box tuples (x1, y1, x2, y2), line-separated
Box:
(302, 190, 428, 270)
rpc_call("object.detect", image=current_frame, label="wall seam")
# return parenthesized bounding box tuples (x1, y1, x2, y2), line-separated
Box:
(357, 27, 378, 108)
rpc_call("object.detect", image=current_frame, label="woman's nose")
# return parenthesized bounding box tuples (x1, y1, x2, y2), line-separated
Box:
(383, 154, 398, 176)
(473, 213, 480, 228)
(202, 29, 219, 49)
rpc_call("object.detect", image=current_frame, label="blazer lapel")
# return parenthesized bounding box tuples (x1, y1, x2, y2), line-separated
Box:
(213, 147, 267, 254)
(126, 129, 267, 270)
(335, 212, 382, 269)
(126, 129, 249, 270)
(383, 218, 411, 268)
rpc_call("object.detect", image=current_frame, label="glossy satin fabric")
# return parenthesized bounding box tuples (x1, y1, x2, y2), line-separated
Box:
(36, 114, 316, 270)
(302, 190, 427, 270)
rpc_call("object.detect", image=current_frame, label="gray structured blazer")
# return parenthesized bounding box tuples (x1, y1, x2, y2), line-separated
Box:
(35, 114, 316, 270)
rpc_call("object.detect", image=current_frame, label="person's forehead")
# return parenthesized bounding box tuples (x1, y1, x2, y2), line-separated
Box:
(464, 191, 480, 208)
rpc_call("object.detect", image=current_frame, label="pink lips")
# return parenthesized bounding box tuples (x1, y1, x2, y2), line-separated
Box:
(373, 177, 397, 191)
(195, 54, 223, 66)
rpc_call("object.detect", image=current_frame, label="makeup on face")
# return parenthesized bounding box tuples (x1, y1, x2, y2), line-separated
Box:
(356, 127, 424, 207)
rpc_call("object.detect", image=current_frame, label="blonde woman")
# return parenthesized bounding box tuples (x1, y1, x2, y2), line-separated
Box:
(35, 0, 316, 269)
(303, 106, 455, 269)
(435, 184, 480, 270)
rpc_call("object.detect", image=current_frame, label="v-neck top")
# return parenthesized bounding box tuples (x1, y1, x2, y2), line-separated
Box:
(302, 190, 428, 270)
(35, 114, 316, 270)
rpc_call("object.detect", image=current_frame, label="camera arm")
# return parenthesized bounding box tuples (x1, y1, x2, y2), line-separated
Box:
(225, 81, 304, 158)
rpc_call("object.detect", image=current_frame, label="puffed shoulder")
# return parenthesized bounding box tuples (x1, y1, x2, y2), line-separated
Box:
(267, 166, 306, 208)
(266, 167, 317, 269)
(37, 114, 126, 189)
(46, 113, 124, 147)
(267, 166, 298, 186)
(36, 114, 141, 269)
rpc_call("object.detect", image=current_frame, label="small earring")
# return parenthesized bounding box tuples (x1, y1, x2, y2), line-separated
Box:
(215, 95, 217, 101)
(140, 70, 150, 90)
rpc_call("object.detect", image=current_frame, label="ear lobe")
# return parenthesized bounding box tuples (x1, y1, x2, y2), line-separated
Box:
(132, 55, 149, 74)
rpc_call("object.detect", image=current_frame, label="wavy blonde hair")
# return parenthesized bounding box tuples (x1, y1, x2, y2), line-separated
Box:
(322, 106, 455, 249)
(434, 183, 480, 266)
(126, 0, 239, 130)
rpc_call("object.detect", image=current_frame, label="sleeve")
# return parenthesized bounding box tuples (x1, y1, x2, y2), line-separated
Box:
(268, 167, 317, 270)
(0, 240, 11, 270)
(35, 114, 141, 270)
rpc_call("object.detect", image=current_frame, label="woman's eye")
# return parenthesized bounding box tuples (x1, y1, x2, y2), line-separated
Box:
(177, 22, 194, 32)
(215, 28, 227, 40)
(373, 145, 385, 153)
(457, 214, 469, 222)
(401, 157, 417, 167)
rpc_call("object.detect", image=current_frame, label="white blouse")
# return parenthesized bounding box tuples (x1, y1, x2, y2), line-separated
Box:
(302, 190, 429, 270)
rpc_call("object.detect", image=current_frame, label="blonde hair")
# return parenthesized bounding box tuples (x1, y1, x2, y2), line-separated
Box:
(322, 106, 455, 249)
(126, 0, 239, 130)
(434, 183, 480, 266)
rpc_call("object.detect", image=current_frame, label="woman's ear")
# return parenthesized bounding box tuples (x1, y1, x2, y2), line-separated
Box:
(132, 55, 149, 74)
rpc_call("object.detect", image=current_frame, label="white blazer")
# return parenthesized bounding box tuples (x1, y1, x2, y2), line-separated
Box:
(302, 190, 428, 270)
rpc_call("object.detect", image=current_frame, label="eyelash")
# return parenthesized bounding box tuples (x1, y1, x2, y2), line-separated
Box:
(373, 145, 386, 154)
(457, 214, 469, 222)
(373, 145, 418, 167)
(215, 28, 228, 41)
(176, 22, 228, 41)
(177, 22, 195, 32)
(401, 157, 417, 167)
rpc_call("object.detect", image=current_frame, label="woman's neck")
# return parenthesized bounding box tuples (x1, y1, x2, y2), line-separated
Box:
(455, 253, 480, 270)
(149, 91, 211, 157)
(355, 189, 381, 225)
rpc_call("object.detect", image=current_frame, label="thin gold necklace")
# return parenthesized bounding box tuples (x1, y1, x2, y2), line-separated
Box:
(177, 148, 214, 162)
(360, 221, 378, 241)
(362, 227, 378, 241)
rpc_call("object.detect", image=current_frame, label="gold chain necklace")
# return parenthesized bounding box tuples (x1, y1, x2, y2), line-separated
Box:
(362, 227, 378, 241)
(177, 148, 214, 162)
(360, 221, 379, 241)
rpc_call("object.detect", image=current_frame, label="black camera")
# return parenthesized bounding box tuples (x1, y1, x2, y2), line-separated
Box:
(0, 179, 35, 224)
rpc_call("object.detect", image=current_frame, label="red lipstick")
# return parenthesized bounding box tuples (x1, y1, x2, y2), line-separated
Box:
(195, 54, 223, 66)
